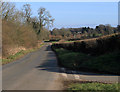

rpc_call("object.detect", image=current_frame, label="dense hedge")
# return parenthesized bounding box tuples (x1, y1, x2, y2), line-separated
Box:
(52, 33, 120, 56)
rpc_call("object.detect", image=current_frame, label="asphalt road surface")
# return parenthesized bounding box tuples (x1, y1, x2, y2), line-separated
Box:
(2, 44, 119, 90)
(3, 44, 62, 90)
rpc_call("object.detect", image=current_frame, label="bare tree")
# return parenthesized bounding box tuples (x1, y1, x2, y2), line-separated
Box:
(1, 2, 16, 20)
(22, 4, 32, 23)
(11, 10, 25, 24)
(38, 7, 54, 32)
(30, 16, 40, 33)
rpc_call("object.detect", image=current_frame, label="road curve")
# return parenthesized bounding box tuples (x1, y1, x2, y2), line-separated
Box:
(2, 43, 119, 90)
(3, 44, 62, 90)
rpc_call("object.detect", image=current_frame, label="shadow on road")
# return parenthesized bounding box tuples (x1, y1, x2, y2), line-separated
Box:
(45, 45, 51, 51)
(36, 45, 59, 73)
(35, 45, 119, 77)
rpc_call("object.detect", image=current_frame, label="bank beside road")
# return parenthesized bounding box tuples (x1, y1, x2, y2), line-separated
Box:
(2, 43, 44, 65)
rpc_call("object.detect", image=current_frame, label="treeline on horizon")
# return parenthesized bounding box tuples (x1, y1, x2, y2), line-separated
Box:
(50, 25, 120, 41)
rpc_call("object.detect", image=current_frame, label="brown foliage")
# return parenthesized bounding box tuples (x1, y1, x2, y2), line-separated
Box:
(2, 20, 37, 57)
(52, 33, 120, 55)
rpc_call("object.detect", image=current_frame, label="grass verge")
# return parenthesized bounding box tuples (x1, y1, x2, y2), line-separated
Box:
(2, 43, 44, 65)
(67, 82, 119, 91)
(53, 48, 120, 75)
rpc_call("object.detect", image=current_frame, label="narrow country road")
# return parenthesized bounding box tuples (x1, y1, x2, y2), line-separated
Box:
(2, 43, 119, 90)
(3, 44, 62, 90)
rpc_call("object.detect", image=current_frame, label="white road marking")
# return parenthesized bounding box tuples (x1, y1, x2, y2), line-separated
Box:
(74, 75, 80, 79)
(61, 73, 67, 78)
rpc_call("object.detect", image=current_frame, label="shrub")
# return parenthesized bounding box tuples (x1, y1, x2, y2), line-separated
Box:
(52, 33, 120, 56)
(2, 20, 38, 57)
